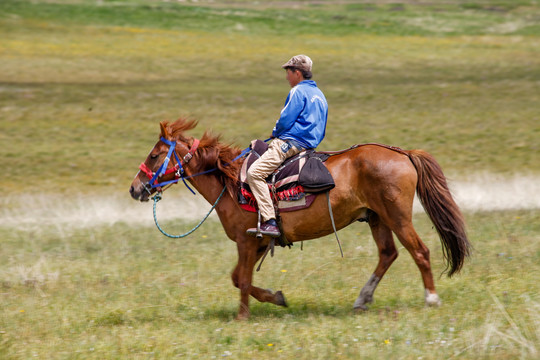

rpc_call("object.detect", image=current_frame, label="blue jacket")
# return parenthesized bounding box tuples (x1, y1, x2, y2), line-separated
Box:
(272, 80, 328, 149)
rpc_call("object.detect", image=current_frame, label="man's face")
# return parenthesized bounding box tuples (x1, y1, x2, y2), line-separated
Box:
(286, 68, 303, 88)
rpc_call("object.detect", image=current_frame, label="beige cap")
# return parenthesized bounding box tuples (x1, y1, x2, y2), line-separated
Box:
(282, 54, 313, 72)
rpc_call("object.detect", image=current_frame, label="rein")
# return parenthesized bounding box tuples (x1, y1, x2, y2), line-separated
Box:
(139, 136, 261, 238)
(151, 186, 227, 238)
(140, 136, 221, 238)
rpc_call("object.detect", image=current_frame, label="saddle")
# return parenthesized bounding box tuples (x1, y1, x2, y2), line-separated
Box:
(238, 139, 335, 213)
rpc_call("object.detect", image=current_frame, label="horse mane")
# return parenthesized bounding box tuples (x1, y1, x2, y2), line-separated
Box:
(161, 119, 243, 193)
(160, 118, 198, 141)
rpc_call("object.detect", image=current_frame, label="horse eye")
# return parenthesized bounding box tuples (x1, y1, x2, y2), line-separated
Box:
(150, 154, 159, 160)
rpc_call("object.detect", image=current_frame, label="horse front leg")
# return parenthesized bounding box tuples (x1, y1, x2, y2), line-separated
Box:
(232, 240, 287, 320)
(233, 240, 257, 320)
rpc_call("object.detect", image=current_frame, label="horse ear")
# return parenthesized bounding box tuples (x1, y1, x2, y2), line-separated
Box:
(159, 121, 169, 139)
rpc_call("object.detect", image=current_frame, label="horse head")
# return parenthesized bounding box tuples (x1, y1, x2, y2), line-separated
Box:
(129, 119, 198, 201)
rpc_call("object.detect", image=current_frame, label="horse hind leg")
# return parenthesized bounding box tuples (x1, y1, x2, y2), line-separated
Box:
(354, 213, 398, 311)
(392, 222, 442, 307)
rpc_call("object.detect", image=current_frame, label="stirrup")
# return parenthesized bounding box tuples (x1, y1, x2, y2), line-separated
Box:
(246, 210, 264, 239)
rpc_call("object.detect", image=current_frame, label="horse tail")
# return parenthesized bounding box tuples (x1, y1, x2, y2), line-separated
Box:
(407, 150, 471, 277)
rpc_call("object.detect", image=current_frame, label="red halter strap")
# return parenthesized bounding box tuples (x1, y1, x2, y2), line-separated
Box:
(182, 138, 200, 165)
(139, 162, 155, 180)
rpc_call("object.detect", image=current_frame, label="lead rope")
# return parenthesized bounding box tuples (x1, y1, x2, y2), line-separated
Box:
(152, 186, 227, 238)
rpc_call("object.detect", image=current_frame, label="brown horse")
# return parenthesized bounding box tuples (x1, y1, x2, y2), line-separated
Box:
(130, 119, 471, 320)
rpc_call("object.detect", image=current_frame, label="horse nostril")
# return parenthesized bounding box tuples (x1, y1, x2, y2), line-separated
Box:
(129, 186, 134, 194)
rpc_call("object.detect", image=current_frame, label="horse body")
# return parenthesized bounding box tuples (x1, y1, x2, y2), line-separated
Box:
(130, 119, 470, 320)
(281, 146, 418, 240)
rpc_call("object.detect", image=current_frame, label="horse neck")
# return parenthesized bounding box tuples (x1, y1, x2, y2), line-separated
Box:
(183, 140, 241, 203)
(186, 173, 225, 205)
(179, 140, 242, 215)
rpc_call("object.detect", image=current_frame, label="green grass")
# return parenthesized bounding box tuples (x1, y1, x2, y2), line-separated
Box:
(1, 0, 539, 193)
(1, 1, 539, 358)
(2, 0, 540, 36)
(0, 211, 538, 359)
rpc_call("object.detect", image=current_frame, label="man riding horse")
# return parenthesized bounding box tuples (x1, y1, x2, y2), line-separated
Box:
(130, 55, 470, 320)
(246, 55, 329, 237)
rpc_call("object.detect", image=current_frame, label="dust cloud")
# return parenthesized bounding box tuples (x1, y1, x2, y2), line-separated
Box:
(2, 175, 539, 231)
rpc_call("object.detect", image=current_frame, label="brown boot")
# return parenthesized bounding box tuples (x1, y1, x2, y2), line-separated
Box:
(247, 219, 281, 237)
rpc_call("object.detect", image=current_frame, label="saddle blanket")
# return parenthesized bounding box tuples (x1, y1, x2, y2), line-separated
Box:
(238, 139, 333, 213)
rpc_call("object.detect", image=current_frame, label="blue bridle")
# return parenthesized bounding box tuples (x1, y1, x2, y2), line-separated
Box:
(139, 136, 199, 195)
(139, 136, 267, 195)
(138, 136, 269, 239)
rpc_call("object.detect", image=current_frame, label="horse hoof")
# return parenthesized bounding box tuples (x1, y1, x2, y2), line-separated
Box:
(354, 305, 369, 313)
(353, 295, 372, 311)
(235, 313, 250, 321)
(425, 291, 442, 307)
(275, 290, 288, 307)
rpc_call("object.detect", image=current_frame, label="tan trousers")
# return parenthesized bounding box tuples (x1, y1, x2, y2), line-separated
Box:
(246, 138, 302, 222)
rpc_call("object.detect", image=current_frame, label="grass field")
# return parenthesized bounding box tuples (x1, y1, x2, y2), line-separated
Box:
(1, 209, 538, 359)
(1, 0, 539, 359)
